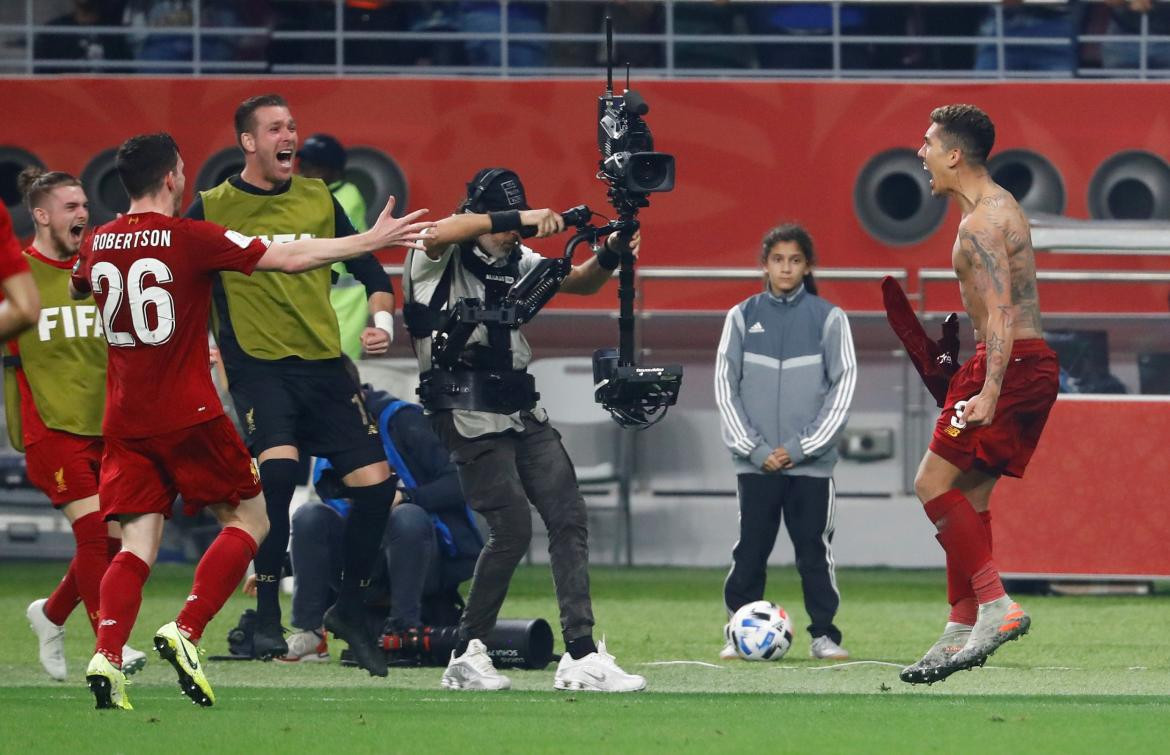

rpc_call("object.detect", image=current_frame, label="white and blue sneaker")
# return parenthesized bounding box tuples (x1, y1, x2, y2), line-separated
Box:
(554, 638, 646, 692)
(440, 639, 511, 691)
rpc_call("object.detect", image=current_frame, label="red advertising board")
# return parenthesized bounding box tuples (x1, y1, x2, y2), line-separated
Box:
(994, 396, 1170, 579)
(1, 78, 1167, 312)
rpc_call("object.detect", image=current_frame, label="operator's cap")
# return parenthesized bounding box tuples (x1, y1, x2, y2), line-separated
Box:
(465, 167, 530, 213)
(297, 133, 346, 171)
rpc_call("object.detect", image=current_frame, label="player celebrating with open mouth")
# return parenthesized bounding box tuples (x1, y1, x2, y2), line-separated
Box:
(74, 132, 431, 710)
(900, 104, 1058, 685)
(10, 168, 149, 681)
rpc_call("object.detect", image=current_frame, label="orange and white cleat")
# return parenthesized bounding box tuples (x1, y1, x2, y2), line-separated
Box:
(945, 597, 1031, 675)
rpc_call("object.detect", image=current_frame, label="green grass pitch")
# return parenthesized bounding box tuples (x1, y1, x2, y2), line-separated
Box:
(2, 562, 1168, 753)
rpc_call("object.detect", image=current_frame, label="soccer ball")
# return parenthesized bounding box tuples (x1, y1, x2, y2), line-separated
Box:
(729, 600, 793, 661)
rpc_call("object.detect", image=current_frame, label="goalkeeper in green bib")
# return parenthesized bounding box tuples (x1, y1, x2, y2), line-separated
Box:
(186, 94, 399, 675)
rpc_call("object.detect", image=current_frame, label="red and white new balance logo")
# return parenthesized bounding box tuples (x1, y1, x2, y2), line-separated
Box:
(100, 619, 117, 627)
(186, 594, 198, 602)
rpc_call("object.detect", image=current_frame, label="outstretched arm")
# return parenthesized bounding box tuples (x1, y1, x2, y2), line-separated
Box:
(256, 197, 434, 273)
(420, 209, 564, 260)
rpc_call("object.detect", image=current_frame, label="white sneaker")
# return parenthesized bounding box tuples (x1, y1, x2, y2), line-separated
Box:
(554, 638, 646, 692)
(810, 635, 850, 660)
(279, 629, 330, 663)
(26, 598, 66, 681)
(440, 639, 511, 691)
(121, 645, 148, 676)
(719, 623, 738, 660)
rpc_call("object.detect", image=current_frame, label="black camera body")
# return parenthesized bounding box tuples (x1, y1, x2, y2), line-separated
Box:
(596, 88, 675, 215)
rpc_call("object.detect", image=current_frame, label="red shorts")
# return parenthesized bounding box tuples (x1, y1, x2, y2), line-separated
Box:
(100, 415, 263, 520)
(25, 431, 103, 507)
(930, 338, 1059, 478)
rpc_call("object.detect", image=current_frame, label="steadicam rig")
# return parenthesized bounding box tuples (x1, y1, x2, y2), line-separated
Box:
(431, 17, 681, 429)
(585, 16, 681, 429)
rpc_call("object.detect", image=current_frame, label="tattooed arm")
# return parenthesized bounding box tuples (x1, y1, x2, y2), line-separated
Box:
(958, 221, 1013, 427)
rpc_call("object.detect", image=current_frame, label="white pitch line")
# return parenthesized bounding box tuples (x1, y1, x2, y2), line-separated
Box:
(641, 660, 726, 669)
(803, 661, 905, 671)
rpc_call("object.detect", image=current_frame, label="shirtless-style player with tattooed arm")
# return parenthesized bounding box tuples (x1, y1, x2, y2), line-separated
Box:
(899, 104, 1058, 685)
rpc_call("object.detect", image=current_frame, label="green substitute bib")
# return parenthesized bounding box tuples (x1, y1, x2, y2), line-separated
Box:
(201, 176, 341, 361)
(3, 253, 107, 449)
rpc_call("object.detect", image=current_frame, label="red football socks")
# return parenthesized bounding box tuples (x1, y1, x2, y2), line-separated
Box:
(43, 512, 110, 632)
(176, 527, 257, 644)
(926, 489, 1006, 608)
(42, 566, 80, 626)
(945, 555, 977, 626)
(95, 551, 151, 668)
(945, 509, 995, 625)
(107, 536, 122, 559)
(72, 512, 110, 633)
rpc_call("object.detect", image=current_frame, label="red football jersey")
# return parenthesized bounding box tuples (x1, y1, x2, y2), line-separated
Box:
(73, 212, 268, 438)
(0, 203, 30, 281)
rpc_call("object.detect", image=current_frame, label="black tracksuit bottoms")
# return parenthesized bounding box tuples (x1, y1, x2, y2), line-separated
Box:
(723, 473, 842, 644)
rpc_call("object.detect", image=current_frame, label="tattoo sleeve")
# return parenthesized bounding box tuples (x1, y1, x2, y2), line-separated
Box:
(960, 228, 1014, 390)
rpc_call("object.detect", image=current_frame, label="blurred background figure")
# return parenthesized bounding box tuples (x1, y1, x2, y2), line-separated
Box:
(745, 2, 871, 71)
(34, 0, 131, 74)
(1101, 0, 1170, 71)
(297, 133, 369, 362)
(121, 0, 270, 73)
(973, 0, 1079, 74)
(546, 0, 663, 69)
(672, 0, 750, 71)
(457, 0, 547, 68)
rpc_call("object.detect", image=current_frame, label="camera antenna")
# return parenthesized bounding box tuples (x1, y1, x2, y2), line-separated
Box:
(605, 16, 614, 95)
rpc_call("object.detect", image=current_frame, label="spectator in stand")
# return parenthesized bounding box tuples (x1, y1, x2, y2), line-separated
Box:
(121, 0, 270, 73)
(1102, 0, 1170, 71)
(673, 0, 751, 70)
(899, 5, 984, 71)
(269, 0, 334, 67)
(745, 2, 871, 71)
(547, 1, 663, 69)
(344, 0, 441, 68)
(458, 1, 547, 68)
(296, 133, 370, 362)
(974, 1, 1079, 74)
(34, 0, 132, 74)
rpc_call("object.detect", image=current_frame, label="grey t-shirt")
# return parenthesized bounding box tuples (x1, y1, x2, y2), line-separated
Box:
(404, 241, 549, 438)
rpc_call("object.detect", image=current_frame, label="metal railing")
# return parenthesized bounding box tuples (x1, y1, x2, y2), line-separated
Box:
(1, 0, 1167, 79)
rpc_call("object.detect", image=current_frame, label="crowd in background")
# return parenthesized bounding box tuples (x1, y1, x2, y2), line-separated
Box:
(9, 0, 1170, 75)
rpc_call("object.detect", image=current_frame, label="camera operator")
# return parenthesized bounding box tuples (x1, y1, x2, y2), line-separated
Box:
(402, 167, 645, 692)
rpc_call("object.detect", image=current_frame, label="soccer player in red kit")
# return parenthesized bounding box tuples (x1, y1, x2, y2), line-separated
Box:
(0, 202, 40, 340)
(10, 169, 147, 680)
(72, 133, 432, 710)
(900, 105, 1058, 685)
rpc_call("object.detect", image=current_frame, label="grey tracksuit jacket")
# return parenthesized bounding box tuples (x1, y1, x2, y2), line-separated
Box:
(715, 284, 857, 477)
